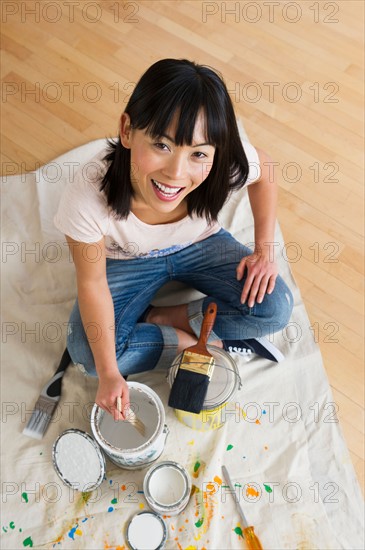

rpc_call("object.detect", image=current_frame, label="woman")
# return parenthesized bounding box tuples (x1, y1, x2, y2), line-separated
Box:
(54, 59, 293, 419)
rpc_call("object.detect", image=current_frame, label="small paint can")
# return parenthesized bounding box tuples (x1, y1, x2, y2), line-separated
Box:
(52, 429, 105, 491)
(91, 382, 169, 469)
(126, 511, 167, 550)
(168, 346, 242, 431)
(143, 461, 191, 516)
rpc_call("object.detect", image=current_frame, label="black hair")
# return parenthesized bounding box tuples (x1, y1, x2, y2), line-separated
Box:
(100, 58, 249, 222)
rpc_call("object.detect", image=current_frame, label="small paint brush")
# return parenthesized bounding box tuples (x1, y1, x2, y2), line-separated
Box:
(116, 396, 146, 437)
(168, 303, 217, 414)
(23, 348, 71, 440)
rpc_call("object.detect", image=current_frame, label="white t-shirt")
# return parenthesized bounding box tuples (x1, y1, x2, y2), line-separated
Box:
(54, 141, 261, 260)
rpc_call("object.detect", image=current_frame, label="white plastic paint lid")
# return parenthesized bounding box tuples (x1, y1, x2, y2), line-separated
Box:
(52, 429, 105, 491)
(126, 512, 167, 550)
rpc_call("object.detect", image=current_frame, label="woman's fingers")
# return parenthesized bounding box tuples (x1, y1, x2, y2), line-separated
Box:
(238, 254, 278, 306)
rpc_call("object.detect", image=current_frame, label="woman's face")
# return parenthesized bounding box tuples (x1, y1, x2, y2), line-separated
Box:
(120, 111, 216, 220)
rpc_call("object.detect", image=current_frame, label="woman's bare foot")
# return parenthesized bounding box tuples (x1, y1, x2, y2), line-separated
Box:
(146, 304, 223, 350)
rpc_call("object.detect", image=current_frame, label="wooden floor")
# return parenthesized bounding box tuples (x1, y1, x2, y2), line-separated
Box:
(1, 1, 364, 492)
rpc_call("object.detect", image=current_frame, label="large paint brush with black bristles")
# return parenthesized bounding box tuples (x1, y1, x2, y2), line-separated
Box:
(168, 303, 217, 414)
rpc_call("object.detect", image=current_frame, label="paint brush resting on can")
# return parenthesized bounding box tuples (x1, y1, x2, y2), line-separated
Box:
(168, 303, 217, 414)
(116, 396, 146, 437)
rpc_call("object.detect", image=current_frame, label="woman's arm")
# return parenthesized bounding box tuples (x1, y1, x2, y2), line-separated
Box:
(66, 235, 129, 419)
(236, 148, 279, 307)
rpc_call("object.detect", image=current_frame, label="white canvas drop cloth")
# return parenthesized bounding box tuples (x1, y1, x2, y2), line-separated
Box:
(1, 132, 363, 550)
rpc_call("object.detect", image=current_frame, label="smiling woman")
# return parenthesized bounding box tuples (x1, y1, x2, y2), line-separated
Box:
(54, 58, 293, 418)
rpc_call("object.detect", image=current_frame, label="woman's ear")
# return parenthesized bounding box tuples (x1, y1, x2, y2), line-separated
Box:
(120, 112, 132, 148)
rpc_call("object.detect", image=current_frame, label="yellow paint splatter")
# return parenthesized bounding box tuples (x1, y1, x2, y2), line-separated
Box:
(242, 410, 247, 418)
(213, 475, 222, 485)
(185, 546, 197, 550)
(139, 503, 144, 509)
(75, 529, 82, 536)
(188, 440, 195, 445)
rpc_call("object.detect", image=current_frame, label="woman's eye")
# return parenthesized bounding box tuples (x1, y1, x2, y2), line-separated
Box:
(193, 151, 207, 159)
(154, 142, 169, 151)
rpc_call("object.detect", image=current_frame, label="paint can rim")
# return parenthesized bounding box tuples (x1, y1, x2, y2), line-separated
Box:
(143, 460, 191, 513)
(91, 382, 165, 456)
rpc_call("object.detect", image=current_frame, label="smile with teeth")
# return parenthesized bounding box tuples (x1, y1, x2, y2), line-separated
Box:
(152, 179, 184, 197)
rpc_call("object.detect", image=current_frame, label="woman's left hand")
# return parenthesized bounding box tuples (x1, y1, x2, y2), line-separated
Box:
(236, 250, 278, 307)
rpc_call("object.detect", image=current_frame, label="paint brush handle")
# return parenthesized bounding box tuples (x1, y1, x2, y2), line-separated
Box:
(195, 303, 217, 353)
(41, 348, 71, 400)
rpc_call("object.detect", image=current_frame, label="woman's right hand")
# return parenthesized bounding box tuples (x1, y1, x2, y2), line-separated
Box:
(95, 370, 130, 421)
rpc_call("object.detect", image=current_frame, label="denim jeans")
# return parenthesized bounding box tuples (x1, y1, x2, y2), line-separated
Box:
(67, 229, 293, 377)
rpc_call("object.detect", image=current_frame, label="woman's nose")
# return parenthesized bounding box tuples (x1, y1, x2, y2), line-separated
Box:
(162, 153, 187, 180)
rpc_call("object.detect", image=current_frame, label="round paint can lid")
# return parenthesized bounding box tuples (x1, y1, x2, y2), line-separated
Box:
(52, 429, 105, 491)
(126, 512, 167, 550)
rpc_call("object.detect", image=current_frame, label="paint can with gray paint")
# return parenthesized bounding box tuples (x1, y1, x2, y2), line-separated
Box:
(91, 382, 168, 469)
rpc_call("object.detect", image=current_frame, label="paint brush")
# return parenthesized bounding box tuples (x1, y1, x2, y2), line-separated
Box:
(23, 348, 71, 440)
(116, 396, 146, 437)
(168, 302, 217, 414)
(222, 465, 263, 550)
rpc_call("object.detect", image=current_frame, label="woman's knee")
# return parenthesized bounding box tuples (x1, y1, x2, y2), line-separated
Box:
(66, 320, 97, 376)
(267, 278, 294, 330)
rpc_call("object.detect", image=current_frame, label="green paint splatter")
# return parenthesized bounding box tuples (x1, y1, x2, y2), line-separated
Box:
(194, 461, 200, 472)
(264, 484, 272, 493)
(111, 498, 117, 504)
(9, 522, 15, 529)
(21, 492, 28, 503)
(82, 492, 92, 504)
(195, 518, 204, 528)
(2, 527, 7, 533)
(23, 536, 33, 547)
(226, 444, 234, 451)
(40, 452, 43, 455)
(19, 528, 22, 532)
(234, 526, 243, 538)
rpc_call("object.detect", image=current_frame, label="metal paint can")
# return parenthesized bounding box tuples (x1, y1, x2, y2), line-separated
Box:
(126, 511, 167, 550)
(52, 429, 105, 491)
(143, 461, 191, 516)
(90, 382, 169, 469)
(168, 346, 242, 431)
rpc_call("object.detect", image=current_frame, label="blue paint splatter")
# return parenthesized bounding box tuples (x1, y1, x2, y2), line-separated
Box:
(107, 507, 114, 513)
(263, 410, 267, 414)
(82, 518, 88, 523)
(68, 525, 78, 540)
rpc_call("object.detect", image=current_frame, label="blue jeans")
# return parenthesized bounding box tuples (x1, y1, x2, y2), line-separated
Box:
(67, 229, 293, 376)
